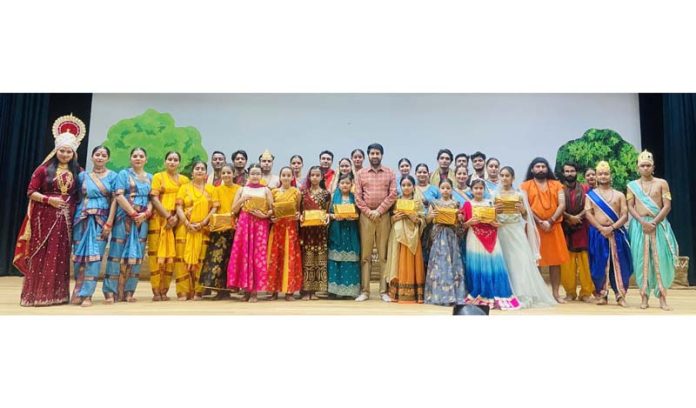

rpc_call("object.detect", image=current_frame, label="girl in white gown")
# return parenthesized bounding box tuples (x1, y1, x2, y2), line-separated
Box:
(495, 166, 556, 308)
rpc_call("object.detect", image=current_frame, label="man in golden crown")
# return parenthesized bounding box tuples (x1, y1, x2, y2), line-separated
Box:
(626, 150, 679, 311)
(584, 161, 633, 307)
(258, 149, 280, 188)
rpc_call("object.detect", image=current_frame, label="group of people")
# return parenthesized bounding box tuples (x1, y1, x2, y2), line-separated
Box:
(14, 116, 680, 311)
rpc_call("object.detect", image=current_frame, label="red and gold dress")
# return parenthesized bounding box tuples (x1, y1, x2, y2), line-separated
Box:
(14, 164, 79, 306)
(267, 187, 303, 294)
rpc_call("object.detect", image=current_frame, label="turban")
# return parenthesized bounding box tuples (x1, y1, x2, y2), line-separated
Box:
(54, 132, 79, 152)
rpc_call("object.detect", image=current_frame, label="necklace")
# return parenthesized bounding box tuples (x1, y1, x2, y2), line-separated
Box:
(93, 167, 107, 175)
(597, 187, 615, 203)
(56, 169, 73, 195)
(639, 179, 654, 196)
(534, 179, 553, 210)
(190, 183, 206, 202)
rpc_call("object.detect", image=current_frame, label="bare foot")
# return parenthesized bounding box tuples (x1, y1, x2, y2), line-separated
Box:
(285, 293, 295, 301)
(617, 297, 627, 307)
(152, 295, 162, 302)
(596, 296, 608, 305)
(310, 293, 320, 300)
(193, 295, 203, 301)
(104, 296, 115, 305)
(554, 295, 567, 304)
(564, 294, 576, 302)
(71, 296, 83, 306)
(249, 293, 258, 303)
(269, 292, 278, 301)
(177, 296, 188, 301)
(640, 294, 649, 309)
(214, 291, 231, 300)
(241, 292, 250, 302)
(161, 295, 170, 301)
(81, 298, 93, 307)
(126, 296, 137, 303)
(302, 294, 311, 301)
(580, 295, 593, 303)
(659, 295, 672, 311)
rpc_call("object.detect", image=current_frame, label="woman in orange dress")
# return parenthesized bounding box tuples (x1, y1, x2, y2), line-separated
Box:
(267, 167, 303, 300)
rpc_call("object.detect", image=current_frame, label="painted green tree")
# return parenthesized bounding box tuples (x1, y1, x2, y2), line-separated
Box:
(103, 109, 208, 176)
(554, 128, 638, 192)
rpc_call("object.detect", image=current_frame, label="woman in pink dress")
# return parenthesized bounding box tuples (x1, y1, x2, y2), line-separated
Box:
(227, 164, 274, 302)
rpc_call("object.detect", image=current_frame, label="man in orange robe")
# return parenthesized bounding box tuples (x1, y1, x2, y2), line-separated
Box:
(520, 157, 569, 303)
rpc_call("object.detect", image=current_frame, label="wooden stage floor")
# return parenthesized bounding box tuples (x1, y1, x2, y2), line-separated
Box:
(1, 276, 695, 315)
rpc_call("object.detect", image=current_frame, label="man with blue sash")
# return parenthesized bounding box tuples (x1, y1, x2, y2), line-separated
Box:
(584, 161, 633, 306)
(626, 150, 679, 311)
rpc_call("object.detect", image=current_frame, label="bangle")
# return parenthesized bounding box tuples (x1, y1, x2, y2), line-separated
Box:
(42, 196, 49, 204)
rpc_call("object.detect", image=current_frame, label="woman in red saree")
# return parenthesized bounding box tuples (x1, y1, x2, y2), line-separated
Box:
(14, 123, 83, 306)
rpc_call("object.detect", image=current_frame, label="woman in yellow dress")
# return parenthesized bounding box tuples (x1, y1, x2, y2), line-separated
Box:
(385, 175, 427, 303)
(176, 160, 216, 300)
(200, 163, 240, 299)
(148, 151, 190, 301)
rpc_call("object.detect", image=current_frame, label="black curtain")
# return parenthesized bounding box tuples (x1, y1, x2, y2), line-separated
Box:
(662, 94, 696, 284)
(0, 93, 92, 276)
(0, 94, 51, 276)
(639, 93, 696, 284)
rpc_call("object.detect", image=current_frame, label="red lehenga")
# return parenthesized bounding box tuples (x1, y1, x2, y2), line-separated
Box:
(14, 165, 78, 306)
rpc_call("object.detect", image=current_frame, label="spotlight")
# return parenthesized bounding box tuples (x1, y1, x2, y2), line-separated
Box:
(453, 304, 490, 316)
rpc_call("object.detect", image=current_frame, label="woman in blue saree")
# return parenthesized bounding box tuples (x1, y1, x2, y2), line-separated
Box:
(104, 147, 153, 303)
(71, 146, 118, 306)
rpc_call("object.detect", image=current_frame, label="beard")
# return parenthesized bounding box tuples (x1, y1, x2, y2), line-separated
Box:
(564, 175, 577, 183)
(370, 158, 381, 166)
(533, 171, 548, 180)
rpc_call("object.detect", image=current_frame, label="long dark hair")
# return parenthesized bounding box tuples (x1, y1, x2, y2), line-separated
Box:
(415, 163, 430, 173)
(500, 166, 515, 179)
(337, 171, 354, 184)
(351, 149, 365, 159)
(525, 157, 557, 181)
(338, 157, 354, 180)
(304, 165, 326, 190)
(470, 178, 487, 189)
(44, 153, 82, 201)
(400, 174, 416, 187)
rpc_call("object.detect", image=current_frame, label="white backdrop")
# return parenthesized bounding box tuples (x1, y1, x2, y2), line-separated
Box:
(88, 94, 641, 178)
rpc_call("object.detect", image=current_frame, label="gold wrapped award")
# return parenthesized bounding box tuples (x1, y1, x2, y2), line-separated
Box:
(334, 203, 358, 220)
(302, 210, 327, 227)
(495, 195, 520, 215)
(243, 196, 268, 213)
(273, 200, 296, 219)
(473, 206, 497, 224)
(209, 213, 235, 232)
(434, 207, 458, 225)
(396, 199, 416, 214)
